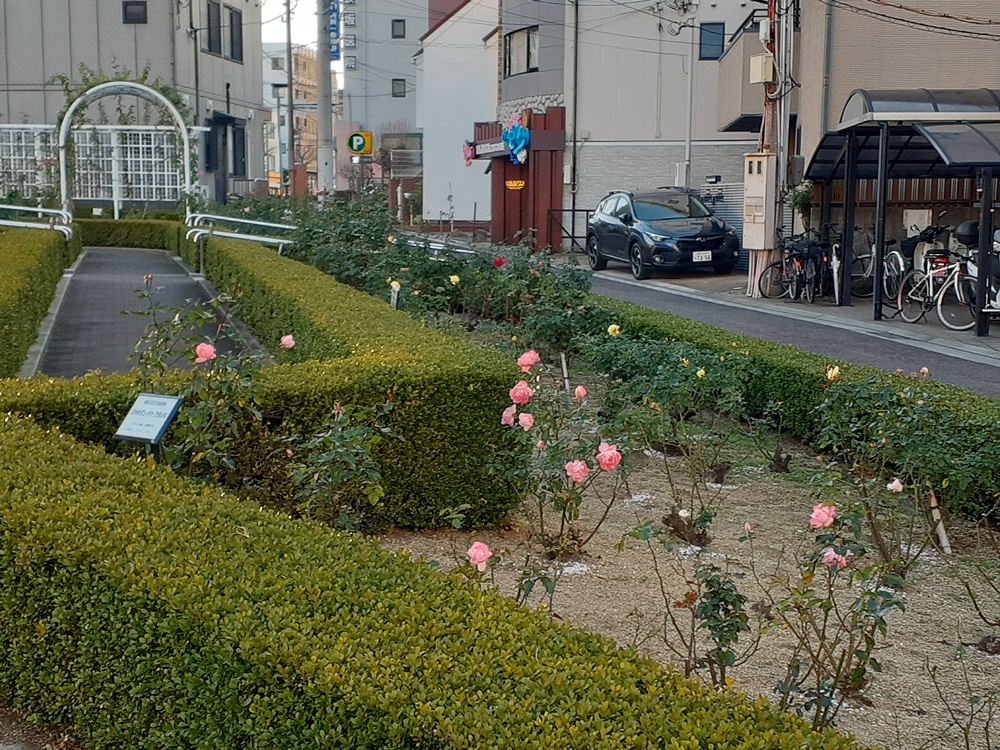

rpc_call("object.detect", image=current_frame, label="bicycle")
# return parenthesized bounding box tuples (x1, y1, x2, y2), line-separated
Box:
(758, 234, 806, 300)
(884, 224, 950, 308)
(897, 250, 976, 331)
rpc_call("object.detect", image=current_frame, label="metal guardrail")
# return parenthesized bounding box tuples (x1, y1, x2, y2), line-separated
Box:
(390, 231, 477, 257)
(185, 227, 296, 249)
(184, 214, 298, 273)
(187, 213, 298, 231)
(0, 204, 74, 240)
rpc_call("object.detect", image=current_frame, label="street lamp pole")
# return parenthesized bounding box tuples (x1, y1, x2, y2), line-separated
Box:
(285, 0, 297, 194)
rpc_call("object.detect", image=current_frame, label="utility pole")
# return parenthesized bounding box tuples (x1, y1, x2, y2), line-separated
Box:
(761, 0, 777, 154)
(317, 0, 336, 194)
(285, 0, 297, 195)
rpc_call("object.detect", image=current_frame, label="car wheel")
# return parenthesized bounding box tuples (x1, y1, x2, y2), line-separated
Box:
(713, 262, 736, 275)
(586, 235, 607, 271)
(629, 243, 650, 280)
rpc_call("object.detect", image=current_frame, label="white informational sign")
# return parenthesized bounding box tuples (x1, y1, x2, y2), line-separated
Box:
(115, 393, 185, 444)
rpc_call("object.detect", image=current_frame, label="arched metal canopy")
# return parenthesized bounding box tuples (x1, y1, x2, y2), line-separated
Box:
(806, 89, 1000, 182)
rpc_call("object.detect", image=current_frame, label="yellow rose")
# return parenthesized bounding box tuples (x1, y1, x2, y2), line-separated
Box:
(607, 324, 621, 337)
(449, 275, 460, 285)
(696, 369, 706, 379)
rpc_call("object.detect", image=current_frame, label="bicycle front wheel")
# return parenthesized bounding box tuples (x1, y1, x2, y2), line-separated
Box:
(882, 252, 905, 308)
(851, 252, 875, 298)
(898, 269, 929, 323)
(758, 261, 790, 299)
(936, 275, 977, 331)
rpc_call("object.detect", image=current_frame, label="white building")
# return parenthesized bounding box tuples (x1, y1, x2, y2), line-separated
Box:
(0, 0, 266, 203)
(341, 0, 426, 146)
(415, 0, 497, 223)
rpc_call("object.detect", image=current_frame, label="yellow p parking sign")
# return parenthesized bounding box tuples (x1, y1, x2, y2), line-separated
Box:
(347, 131, 373, 155)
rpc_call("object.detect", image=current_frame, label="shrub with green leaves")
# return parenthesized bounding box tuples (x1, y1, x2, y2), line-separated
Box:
(0, 227, 520, 528)
(0, 416, 866, 750)
(592, 296, 1000, 519)
(77, 218, 186, 254)
(0, 228, 78, 378)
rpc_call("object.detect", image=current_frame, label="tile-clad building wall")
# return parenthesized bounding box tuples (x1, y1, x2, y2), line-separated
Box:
(564, 140, 754, 222)
(798, 0, 1000, 161)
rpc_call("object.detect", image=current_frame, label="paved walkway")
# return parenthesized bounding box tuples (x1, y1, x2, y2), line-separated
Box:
(23, 247, 217, 379)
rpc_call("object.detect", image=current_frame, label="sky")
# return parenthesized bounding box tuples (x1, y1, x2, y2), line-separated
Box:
(261, 0, 318, 46)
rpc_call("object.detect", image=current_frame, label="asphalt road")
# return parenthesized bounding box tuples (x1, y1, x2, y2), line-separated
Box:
(590, 273, 1000, 399)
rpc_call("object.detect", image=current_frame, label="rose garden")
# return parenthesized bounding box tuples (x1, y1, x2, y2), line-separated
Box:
(0, 192, 999, 749)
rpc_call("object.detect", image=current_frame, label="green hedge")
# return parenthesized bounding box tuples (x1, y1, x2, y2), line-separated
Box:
(0, 417, 864, 750)
(0, 223, 519, 528)
(593, 295, 1000, 517)
(76, 218, 186, 255)
(0, 228, 78, 379)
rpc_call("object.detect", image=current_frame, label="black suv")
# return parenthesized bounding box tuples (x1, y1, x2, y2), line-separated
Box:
(586, 187, 741, 279)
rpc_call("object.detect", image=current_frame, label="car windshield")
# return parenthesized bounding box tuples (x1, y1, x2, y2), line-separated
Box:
(633, 193, 711, 221)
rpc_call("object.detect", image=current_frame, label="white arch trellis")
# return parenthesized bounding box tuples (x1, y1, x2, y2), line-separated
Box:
(58, 81, 194, 218)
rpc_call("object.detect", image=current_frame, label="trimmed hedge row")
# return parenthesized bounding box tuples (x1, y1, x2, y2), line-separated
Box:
(0, 228, 79, 379)
(0, 222, 520, 528)
(0, 417, 864, 750)
(593, 295, 1000, 516)
(76, 218, 187, 254)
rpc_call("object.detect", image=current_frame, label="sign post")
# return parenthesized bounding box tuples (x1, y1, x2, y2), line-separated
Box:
(115, 393, 185, 460)
(347, 131, 373, 155)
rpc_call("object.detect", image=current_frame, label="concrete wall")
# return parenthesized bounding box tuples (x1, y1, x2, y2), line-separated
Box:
(798, 0, 1000, 162)
(342, 0, 426, 142)
(420, 0, 496, 222)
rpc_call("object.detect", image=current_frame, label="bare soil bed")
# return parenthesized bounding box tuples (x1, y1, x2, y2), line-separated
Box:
(380, 436, 1000, 750)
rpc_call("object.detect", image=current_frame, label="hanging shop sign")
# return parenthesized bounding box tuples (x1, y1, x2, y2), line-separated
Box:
(471, 137, 508, 159)
(505, 179, 526, 191)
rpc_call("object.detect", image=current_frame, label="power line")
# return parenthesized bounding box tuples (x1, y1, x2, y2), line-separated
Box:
(857, 0, 1000, 26)
(816, 0, 1000, 41)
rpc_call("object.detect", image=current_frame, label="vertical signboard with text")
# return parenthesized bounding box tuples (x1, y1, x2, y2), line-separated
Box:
(328, 0, 341, 61)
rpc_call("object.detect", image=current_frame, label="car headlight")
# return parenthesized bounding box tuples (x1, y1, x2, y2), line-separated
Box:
(726, 228, 738, 237)
(647, 233, 671, 243)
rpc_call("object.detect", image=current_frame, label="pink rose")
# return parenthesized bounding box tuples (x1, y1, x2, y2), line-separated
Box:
(194, 342, 217, 363)
(574, 385, 587, 399)
(744, 522, 753, 533)
(886, 478, 904, 493)
(468, 541, 493, 572)
(809, 503, 836, 529)
(518, 412, 534, 430)
(565, 460, 590, 483)
(536, 439, 545, 449)
(822, 548, 849, 569)
(280, 334, 296, 349)
(509, 380, 535, 405)
(596, 441, 622, 471)
(517, 349, 542, 373)
(501, 405, 517, 426)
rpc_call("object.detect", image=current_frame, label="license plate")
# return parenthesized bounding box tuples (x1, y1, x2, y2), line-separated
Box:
(692, 250, 712, 262)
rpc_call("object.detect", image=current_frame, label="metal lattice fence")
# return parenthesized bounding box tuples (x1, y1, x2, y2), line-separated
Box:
(0, 124, 185, 205)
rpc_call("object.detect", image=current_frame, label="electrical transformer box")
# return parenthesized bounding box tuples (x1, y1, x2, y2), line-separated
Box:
(743, 152, 777, 251)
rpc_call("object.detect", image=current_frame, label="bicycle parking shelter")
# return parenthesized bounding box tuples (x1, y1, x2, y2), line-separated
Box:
(806, 88, 1000, 336)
